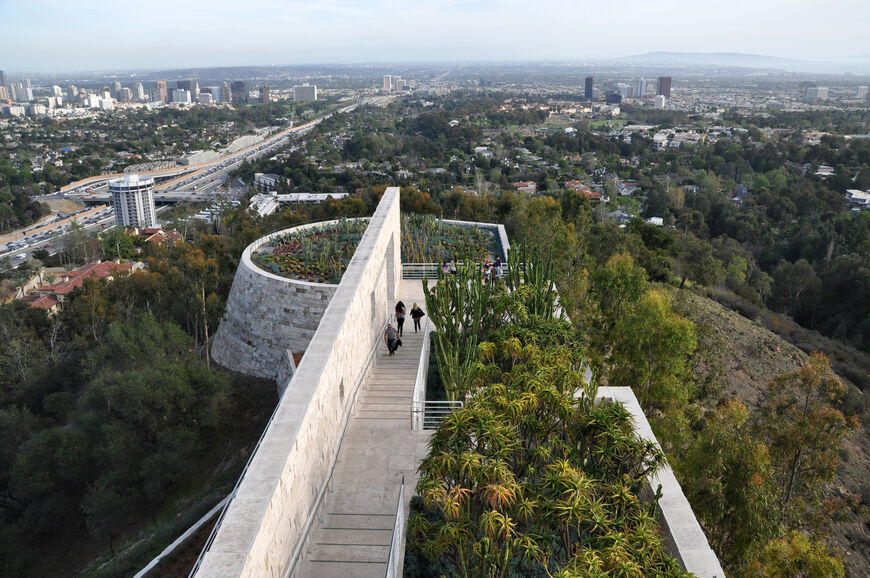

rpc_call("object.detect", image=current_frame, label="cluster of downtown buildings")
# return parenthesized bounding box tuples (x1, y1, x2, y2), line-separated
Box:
(583, 74, 672, 107)
(0, 70, 318, 117)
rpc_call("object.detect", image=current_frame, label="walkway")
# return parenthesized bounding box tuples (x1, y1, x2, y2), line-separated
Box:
(296, 289, 430, 578)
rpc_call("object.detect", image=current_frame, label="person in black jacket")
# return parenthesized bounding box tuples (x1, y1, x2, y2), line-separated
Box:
(410, 303, 425, 332)
(395, 301, 406, 337)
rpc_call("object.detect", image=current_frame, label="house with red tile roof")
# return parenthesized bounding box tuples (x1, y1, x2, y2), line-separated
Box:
(510, 181, 537, 194)
(31, 261, 135, 307)
(564, 180, 603, 202)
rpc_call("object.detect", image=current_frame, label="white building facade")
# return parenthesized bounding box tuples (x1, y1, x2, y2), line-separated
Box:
(293, 84, 317, 102)
(110, 174, 157, 227)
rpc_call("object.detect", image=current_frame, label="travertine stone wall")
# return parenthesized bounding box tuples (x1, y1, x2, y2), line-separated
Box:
(211, 220, 368, 380)
(195, 188, 401, 578)
(596, 387, 725, 578)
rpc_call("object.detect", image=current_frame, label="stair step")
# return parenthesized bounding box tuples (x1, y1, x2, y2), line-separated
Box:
(306, 543, 390, 563)
(324, 513, 396, 530)
(298, 560, 386, 578)
(311, 528, 392, 546)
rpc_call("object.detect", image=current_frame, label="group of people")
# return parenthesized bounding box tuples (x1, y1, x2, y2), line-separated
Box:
(441, 255, 504, 286)
(481, 256, 503, 286)
(384, 300, 426, 355)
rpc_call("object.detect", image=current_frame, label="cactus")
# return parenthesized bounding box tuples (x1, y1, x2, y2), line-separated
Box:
(423, 261, 491, 401)
(505, 242, 559, 320)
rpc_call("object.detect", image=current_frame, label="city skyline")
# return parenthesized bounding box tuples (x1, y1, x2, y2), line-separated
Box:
(2, 0, 869, 72)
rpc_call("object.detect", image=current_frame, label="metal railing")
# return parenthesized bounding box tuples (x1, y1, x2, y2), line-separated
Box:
(411, 400, 464, 430)
(385, 475, 406, 578)
(401, 262, 441, 280)
(401, 262, 509, 280)
(411, 317, 432, 431)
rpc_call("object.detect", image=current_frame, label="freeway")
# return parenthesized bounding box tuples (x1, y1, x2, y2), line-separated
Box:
(58, 98, 372, 197)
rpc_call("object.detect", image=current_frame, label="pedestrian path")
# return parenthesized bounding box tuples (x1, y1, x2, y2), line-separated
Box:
(296, 293, 430, 578)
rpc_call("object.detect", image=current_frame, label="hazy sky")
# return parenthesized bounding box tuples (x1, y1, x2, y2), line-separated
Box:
(1, 0, 868, 72)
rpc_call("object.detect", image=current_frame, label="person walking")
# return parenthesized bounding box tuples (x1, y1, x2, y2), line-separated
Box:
(384, 323, 398, 355)
(410, 303, 425, 332)
(395, 301, 406, 337)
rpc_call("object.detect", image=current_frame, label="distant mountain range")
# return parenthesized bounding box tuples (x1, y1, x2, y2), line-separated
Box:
(614, 52, 870, 75)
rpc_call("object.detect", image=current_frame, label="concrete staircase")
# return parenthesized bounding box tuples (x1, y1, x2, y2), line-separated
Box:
(296, 326, 426, 578)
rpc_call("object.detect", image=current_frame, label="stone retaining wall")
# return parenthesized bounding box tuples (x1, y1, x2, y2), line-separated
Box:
(211, 219, 368, 381)
(596, 387, 725, 577)
(195, 188, 401, 577)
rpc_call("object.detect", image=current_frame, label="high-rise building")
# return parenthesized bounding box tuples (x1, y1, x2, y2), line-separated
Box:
(293, 84, 317, 102)
(383, 75, 392, 92)
(220, 83, 231, 104)
(0, 71, 7, 90)
(636, 78, 649, 98)
(857, 86, 868, 99)
(259, 85, 271, 103)
(155, 81, 168, 104)
(584, 76, 593, 100)
(393, 76, 403, 90)
(177, 79, 199, 99)
(51, 85, 63, 97)
(0, 87, 8, 101)
(654, 94, 666, 108)
(657, 76, 672, 98)
(805, 86, 829, 102)
(110, 81, 122, 98)
(231, 81, 248, 104)
(110, 175, 156, 227)
(172, 89, 192, 104)
(118, 87, 133, 102)
(134, 82, 145, 101)
(11, 82, 33, 102)
(67, 84, 78, 99)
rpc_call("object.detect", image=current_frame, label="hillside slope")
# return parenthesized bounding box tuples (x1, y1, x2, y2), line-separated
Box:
(672, 289, 870, 577)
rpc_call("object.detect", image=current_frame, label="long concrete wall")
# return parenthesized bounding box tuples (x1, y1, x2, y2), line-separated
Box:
(212, 220, 372, 380)
(597, 387, 725, 577)
(195, 188, 401, 577)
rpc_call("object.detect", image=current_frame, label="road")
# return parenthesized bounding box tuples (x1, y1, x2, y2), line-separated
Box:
(2, 206, 171, 269)
(57, 98, 374, 198)
(5, 97, 389, 269)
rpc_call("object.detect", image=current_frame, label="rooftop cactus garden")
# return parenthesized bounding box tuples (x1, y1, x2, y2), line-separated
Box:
(401, 214, 499, 264)
(252, 215, 500, 283)
(404, 247, 692, 577)
(251, 218, 369, 283)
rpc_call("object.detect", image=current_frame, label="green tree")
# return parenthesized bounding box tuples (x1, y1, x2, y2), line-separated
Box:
(757, 354, 859, 523)
(608, 289, 697, 410)
(674, 234, 724, 289)
(99, 228, 134, 261)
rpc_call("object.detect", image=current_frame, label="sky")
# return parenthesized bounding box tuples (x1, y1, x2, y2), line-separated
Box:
(1, 0, 868, 72)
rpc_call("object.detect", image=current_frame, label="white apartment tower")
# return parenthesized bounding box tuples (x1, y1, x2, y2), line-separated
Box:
(293, 84, 317, 102)
(383, 74, 392, 91)
(110, 174, 157, 227)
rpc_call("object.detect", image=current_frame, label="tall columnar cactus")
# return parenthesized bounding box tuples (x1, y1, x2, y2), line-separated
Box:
(423, 263, 490, 401)
(506, 242, 559, 320)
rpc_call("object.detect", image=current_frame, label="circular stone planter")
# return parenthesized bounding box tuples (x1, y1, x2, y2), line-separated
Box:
(211, 219, 368, 381)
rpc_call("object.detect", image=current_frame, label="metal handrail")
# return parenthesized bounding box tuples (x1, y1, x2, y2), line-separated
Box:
(187, 389, 286, 577)
(411, 317, 433, 431)
(401, 262, 509, 280)
(411, 400, 464, 430)
(384, 475, 406, 578)
(283, 322, 386, 577)
(189, 321, 385, 578)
